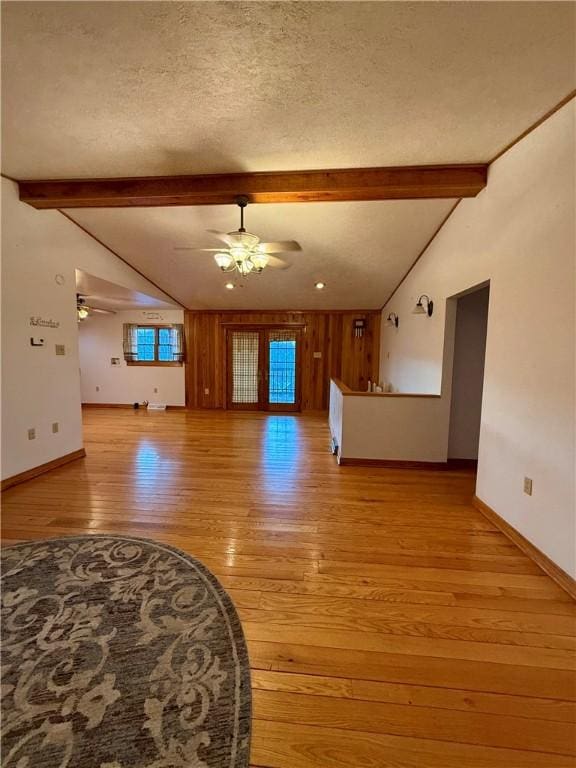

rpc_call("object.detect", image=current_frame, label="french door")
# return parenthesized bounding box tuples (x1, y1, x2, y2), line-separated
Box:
(226, 327, 301, 411)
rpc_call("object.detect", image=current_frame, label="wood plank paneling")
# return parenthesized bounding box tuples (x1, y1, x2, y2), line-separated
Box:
(185, 310, 380, 410)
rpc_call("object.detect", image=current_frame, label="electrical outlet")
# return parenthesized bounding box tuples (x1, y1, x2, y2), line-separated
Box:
(52, 422, 59, 434)
(523, 477, 533, 496)
(204, 388, 209, 395)
(153, 387, 158, 394)
(28, 428, 36, 440)
(96, 386, 100, 392)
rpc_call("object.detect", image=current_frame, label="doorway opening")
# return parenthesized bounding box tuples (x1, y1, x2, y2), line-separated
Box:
(448, 284, 490, 466)
(226, 327, 302, 411)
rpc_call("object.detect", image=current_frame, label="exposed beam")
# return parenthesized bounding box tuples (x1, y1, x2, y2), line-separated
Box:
(18, 164, 487, 209)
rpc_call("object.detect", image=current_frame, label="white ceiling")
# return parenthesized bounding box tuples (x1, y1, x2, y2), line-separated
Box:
(3, 2, 575, 310)
(75, 269, 178, 311)
(66, 200, 457, 310)
(2, 2, 574, 179)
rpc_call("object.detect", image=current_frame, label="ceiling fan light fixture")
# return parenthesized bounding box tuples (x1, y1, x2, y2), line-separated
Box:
(183, 199, 300, 279)
(77, 306, 89, 320)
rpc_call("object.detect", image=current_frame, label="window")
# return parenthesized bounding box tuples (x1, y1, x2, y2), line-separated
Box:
(123, 324, 185, 366)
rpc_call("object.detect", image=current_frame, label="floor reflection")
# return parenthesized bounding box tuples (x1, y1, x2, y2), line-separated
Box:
(133, 439, 179, 502)
(260, 415, 302, 498)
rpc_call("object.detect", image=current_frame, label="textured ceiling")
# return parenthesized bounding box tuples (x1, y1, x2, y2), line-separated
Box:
(2, 1, 574, 179)
(65, 200, 457, 310)
(3, 1, 574, 310)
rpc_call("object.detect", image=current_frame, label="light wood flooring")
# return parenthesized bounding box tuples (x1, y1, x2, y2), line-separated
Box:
(2, 408, 575, 767)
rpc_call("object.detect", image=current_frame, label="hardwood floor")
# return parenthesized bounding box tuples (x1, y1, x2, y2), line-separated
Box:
(2, 408, 575, 767)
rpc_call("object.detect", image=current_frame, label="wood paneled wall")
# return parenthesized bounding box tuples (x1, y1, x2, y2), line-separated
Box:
(185, 311, 381, 410)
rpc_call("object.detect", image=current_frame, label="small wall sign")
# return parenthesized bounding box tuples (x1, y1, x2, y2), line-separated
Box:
(30, 317, 60, 328)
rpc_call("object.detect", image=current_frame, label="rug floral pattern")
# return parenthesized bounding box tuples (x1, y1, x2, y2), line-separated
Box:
(1, 536, 251, 768)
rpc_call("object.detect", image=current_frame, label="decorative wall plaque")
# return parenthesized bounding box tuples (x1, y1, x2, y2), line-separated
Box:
(29, 317, 60, 328)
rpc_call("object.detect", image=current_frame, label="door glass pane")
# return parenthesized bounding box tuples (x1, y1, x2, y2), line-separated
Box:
(232, 331, 260, 404)
(269, 331, 296, 404)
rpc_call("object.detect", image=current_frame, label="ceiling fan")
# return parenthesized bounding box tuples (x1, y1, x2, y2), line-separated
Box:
(175, 196, 302, 277)
(76, 294, 116, 321)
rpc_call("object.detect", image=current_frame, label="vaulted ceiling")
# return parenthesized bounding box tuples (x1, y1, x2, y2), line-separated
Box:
(2, 1, 574, 309)
(66, 199, 458, 309)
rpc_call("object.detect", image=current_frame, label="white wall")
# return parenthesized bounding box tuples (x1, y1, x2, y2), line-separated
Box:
(448, 287, 489, 460)
(337, 392, 449, 463)
(1, 178, 180, 480)
(380, 101, 575, 577)
(79, 310, 185, 406)
(328, 380, 344, 454)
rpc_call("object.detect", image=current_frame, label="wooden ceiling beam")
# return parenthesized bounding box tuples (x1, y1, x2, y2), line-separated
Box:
(18, 164, 487, 209)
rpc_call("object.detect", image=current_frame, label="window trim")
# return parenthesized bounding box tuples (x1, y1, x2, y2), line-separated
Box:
(127, 360, 183, 367)
(127, 324, 185, 366)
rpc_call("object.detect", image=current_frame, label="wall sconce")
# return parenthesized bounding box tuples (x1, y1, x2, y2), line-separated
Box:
(386, 312, 399, 328)
(413, 294, 434, 317)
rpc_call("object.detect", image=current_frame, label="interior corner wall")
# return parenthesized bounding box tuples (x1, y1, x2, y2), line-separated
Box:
(1, 177, 179, 481)
(79, 310, 186, 406)
(379, 100, 576, 577)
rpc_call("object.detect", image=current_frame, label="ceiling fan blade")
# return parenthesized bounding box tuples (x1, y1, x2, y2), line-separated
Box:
(90, 307, 116, 315)
(206, 229, 235, 246)
(266, 255, 292, 270)
(258, 240, 302, 254)
(174, 247, 223, 252)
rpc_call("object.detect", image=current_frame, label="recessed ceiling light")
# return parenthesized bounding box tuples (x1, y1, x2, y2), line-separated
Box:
(225, 282, 235, 290)
(315, 281, 326, 290)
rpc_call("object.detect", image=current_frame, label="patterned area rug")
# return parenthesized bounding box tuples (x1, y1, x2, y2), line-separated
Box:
(1, 536, 251, 768)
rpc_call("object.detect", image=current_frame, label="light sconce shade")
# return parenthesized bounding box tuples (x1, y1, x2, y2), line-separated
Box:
(251, 253, 269, 272)
(214, 252, 233, 271)
(413, 294, 434, 317)
(386, 312, 399, 328)
(237, 259, 254, 277)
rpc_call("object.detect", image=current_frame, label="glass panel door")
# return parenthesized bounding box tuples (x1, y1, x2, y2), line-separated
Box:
(226, 327, 301, 411)
(228, 330, 261, 409)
